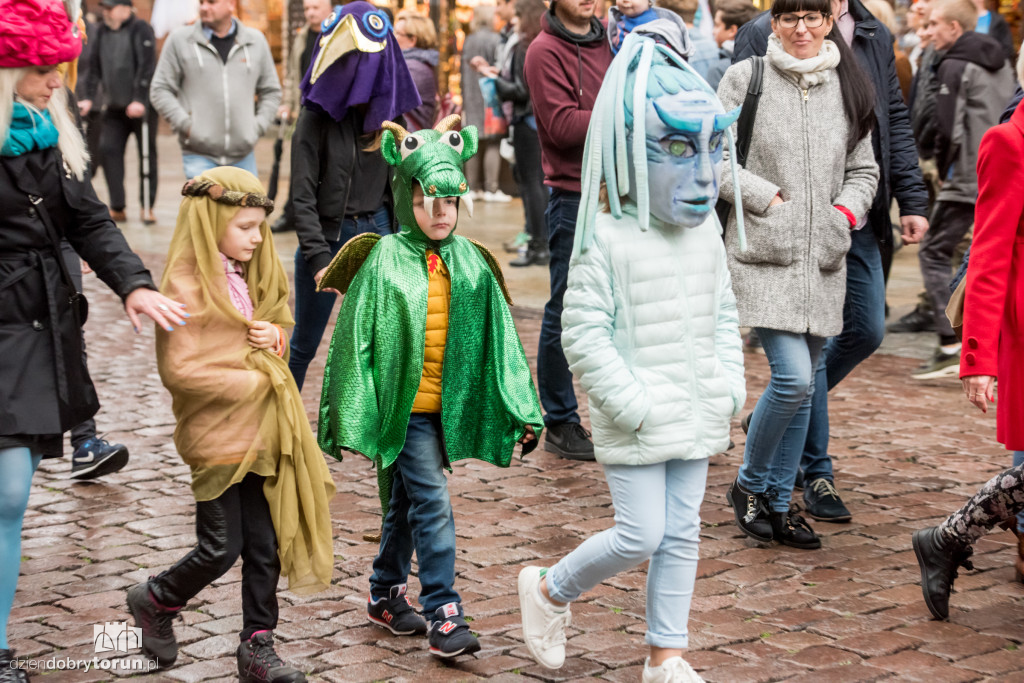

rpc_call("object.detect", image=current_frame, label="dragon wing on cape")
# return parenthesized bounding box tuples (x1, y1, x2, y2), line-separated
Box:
(317, 233, 382, 293)
(467, 239, 513, 306)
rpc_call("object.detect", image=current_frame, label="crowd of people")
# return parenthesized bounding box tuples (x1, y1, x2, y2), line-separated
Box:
(2, 0, 1024, 681)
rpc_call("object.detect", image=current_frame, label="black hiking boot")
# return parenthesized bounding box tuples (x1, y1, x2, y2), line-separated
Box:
(236, 631, 306, 682)
(912, 526, 975, 620)
(727, 479, 773, 543)
(126, 581, 181, 669)
(769, 508, 821, 549)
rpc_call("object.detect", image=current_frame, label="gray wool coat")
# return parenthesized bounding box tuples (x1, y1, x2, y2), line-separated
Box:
(717, 58, 879, 338)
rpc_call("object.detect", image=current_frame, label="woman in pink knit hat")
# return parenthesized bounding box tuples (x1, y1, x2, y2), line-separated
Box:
(0, 2, 186, 680)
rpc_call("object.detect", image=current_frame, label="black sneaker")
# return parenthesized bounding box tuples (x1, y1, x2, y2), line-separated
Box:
(543, 422, 595, 461)
(126, 581, 181, 668)
(887, 307, 935, 333)
(794, 469, 805, 491)
(743, 330, 764, 354)
(769, 508, 821, 549)
(71, 437, 129, 480)
(0, 649, 29, 682)
(740, 412, 751, 434)
(911, 347, 961, 380)
(912, 526, 974, 621)
(803, 478, 852, 523)
(237, 632, 306, 682)
(270, 215, 294, 233)
(726, 479, 773, 543)
(368, 584, 428, 635)
(427, 602, 481, 658)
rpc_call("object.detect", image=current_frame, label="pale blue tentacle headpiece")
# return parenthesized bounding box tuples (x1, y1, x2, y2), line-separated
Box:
(574, 26, 747, 257)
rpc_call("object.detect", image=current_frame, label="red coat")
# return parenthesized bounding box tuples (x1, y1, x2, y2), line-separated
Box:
(960, 104, 1024, 450)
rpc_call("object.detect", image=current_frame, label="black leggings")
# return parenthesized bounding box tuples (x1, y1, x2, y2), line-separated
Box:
(149, 473, 279, 641)
(512, 122, 549, 252)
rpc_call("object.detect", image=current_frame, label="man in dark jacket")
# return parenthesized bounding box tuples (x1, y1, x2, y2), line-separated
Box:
(733, 0, 931, 521)
(911, 0, 1015, 380)
(524, 0, 613, 462)
(78, 0, 157, 224)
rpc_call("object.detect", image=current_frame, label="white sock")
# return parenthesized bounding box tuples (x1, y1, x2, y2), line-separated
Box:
(941, 342, 962, 355)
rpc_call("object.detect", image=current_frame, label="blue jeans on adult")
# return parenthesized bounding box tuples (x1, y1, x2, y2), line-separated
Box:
(182, 150, 258, 179)
(0, 447, 41, 649)
(546, 458, 708, 649)
(288, 206, 392, 390)
(537, 188, 581, 426)
(738, 329, 826, 513)
(800, 226, 886, 483)
(370, 414, 460, 616)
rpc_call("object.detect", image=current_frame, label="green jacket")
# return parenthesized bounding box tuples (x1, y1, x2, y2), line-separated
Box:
(317, 229, 543, 470)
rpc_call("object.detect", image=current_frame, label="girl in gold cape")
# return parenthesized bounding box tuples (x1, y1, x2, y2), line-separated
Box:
(127, 167, 334, 675)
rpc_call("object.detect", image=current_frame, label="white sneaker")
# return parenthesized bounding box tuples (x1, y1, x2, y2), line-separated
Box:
(470, 190, 486, 201)
(642, 656, 705, 683)
(484, 190, 513, 203)
(517, 566, 571, 669)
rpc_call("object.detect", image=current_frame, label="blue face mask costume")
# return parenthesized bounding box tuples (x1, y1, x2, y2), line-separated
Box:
(575, 27, 748, 256)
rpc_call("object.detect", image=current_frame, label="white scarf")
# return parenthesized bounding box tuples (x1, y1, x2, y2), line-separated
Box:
(765, 33, 841, 89)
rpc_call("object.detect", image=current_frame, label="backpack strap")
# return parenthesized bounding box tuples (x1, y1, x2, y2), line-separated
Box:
(734, 55, 764, 168)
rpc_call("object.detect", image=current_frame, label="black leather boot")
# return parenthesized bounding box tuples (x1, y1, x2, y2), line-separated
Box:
(912, 526, 974, 620)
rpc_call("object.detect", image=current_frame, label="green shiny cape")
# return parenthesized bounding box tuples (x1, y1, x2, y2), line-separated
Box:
(317, 230, 543, 470)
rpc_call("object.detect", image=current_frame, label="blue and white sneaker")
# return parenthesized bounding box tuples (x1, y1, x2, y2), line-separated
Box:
(70, 437, 129, 480)
(427, 602, 480, 658)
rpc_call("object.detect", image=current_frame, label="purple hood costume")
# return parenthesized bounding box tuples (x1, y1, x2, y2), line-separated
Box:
(300, 2, 422, 132)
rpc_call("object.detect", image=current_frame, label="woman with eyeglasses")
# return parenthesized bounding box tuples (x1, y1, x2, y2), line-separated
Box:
(718, 0, 880, 549)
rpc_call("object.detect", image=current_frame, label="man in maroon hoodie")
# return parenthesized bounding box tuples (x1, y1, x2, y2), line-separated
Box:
(525, 0, 613, 461)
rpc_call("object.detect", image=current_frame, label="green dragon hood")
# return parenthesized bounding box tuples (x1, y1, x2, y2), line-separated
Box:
(381, 115, 479, 244)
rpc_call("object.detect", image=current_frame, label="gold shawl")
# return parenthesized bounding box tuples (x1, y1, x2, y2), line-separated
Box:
(156, 167, 335, 595)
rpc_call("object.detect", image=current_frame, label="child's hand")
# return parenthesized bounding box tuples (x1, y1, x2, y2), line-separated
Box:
(518, 425, 537, 444)
(248, 320, 279, 350)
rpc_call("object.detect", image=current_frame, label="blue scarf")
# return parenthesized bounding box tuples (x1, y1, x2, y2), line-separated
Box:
(2, 102, 60, 157)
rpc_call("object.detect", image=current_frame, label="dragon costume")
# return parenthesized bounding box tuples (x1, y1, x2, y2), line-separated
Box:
(317, 115, 543, 521)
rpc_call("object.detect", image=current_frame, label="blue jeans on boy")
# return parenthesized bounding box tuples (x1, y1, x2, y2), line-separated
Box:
(546, 458, 708, 649)
(800, 226, 886, 483)
(738, 329, 826, 513)
(182, 151, 258, 179)
(537, 188, 580, 426)
(370, 414, 460, 616)
(288, 207, 392, 390)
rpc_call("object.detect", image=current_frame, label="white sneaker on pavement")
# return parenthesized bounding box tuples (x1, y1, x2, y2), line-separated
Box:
(517, 566, 571, 669)
(642, 656, 705, 683)
(484, 190, 513, 203)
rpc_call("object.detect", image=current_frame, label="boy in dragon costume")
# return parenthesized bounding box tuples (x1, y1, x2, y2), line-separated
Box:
(317, 115, 543, 658)
(516, 26, 747, 682)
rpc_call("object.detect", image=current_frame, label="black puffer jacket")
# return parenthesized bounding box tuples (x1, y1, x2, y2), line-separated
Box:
(733, 0, 929, 247)
(0, 148, 154, 437)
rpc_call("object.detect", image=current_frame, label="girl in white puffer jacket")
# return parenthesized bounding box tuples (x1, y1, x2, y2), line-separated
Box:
(516, 28, 746, 683)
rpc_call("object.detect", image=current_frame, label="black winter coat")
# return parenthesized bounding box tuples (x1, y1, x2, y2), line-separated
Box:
(0, 149, 154, 438)
(733, 0, 929, 247)
(291, 107, 395, 274)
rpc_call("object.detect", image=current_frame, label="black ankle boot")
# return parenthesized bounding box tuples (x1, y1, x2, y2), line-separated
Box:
(769, 508, 821, 549)
(237, 632, 306, 682)
(727, 479, 773, 542)
(912, 526, 974, 620)
(0, 649, 29, 682)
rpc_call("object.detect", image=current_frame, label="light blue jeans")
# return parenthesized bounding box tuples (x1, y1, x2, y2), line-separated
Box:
(0, 447, 41, 649)
(738, 328, 826, 513)
(546, 458, 709, 649)
(182, 151, 258, 179)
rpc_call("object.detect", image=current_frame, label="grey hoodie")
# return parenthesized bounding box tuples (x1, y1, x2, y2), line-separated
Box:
(150, 21, 281, 165)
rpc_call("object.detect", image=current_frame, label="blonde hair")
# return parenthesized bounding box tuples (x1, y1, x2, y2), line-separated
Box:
(864, 0, 897, 33)
(396, 10, 438, 49)
(0, 67, 89, 180)
(931, 0, 977, 32)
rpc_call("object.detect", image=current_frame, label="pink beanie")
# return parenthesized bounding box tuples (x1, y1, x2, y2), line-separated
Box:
(0, 0, 82, 68)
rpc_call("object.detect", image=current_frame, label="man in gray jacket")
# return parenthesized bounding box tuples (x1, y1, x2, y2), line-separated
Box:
(911, 0, 1016, 379)
(150, 0, 281, 178)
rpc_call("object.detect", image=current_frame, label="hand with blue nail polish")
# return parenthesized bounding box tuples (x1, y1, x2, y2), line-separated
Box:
(124, 287, 188, 333)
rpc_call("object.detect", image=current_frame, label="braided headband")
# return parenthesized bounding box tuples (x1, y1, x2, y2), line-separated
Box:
(181, 178, 275, 213)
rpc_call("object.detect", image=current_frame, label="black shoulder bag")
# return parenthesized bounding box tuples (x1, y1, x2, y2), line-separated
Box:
(715, 55, 765, 235)
(29, 193, 89, 325)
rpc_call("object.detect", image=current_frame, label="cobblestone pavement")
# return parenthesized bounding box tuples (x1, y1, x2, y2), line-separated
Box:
(10, 136, 1024, 681)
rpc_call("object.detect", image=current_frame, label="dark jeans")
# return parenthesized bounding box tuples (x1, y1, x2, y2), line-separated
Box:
(512, 123, 549, 252)
(149, 474, 279, 641)
(99, 107, 159, 211)
(537, 188, 581, 427)
(288, 206, 392, 390)
(370, 414, 460, 616)
(61, 242, 95, 450)
(800, 226, 886, 482)
(920, 200, 975, 340)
